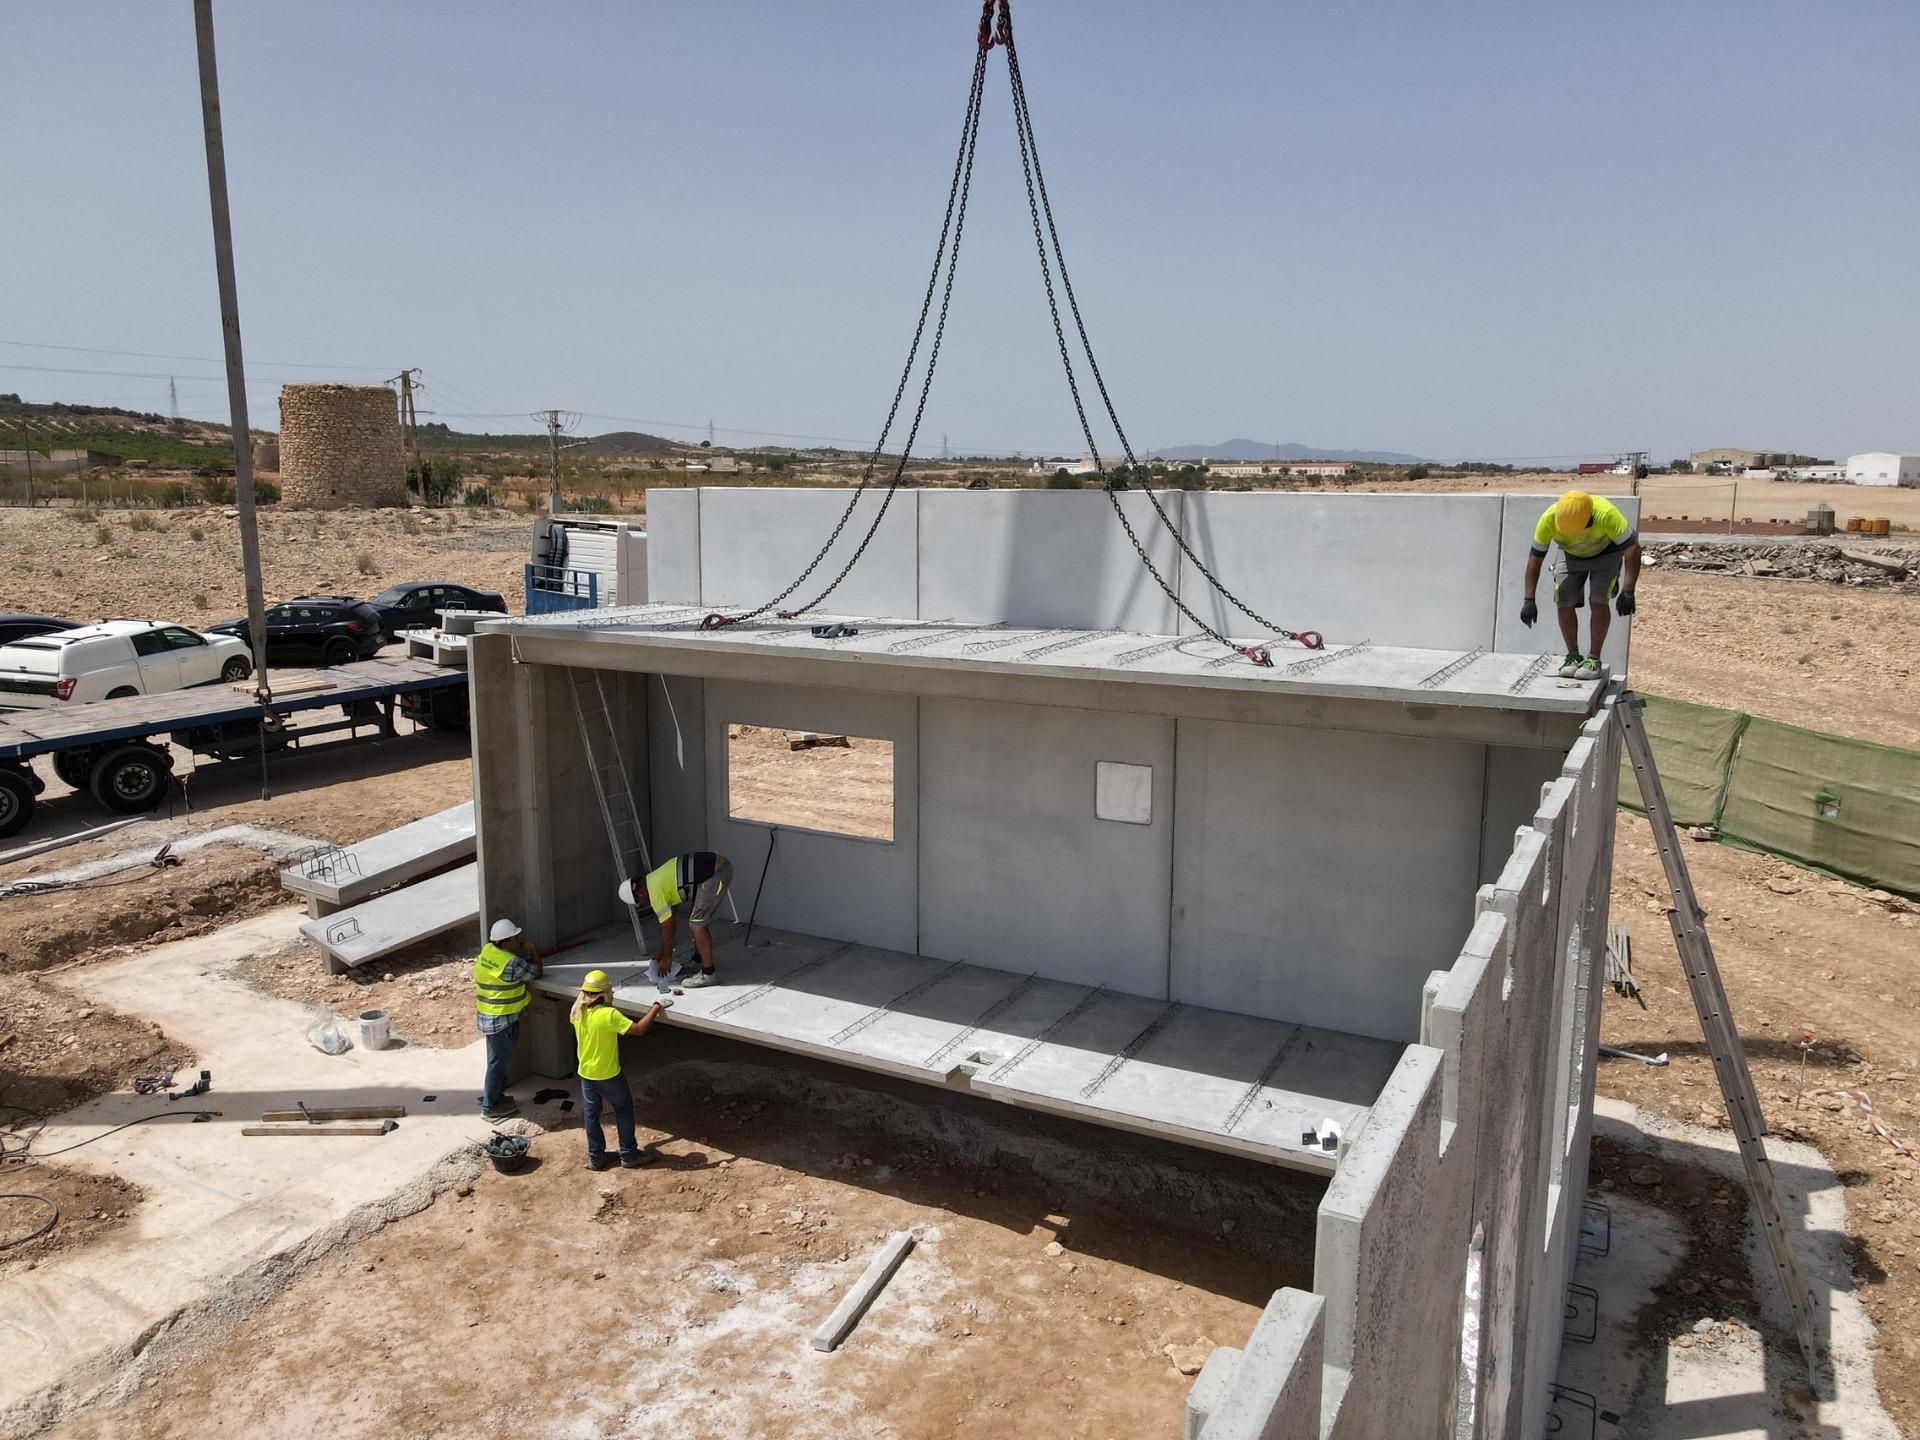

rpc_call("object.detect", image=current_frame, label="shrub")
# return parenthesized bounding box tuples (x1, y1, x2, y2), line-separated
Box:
(462, 484, 493, 507)
(189, 526, 206, 542)
(253, 478, 280, 503)
(1045, 468, 1080, 489)
(1406, 464, 1431, 481)
(567, 494, 614, 514)
(191, 591, 208, 610)
(401, 513, 421, 536)
(128, 510, 161, 532)
(61, 507, 99, 524)
(406, 457, 464, 506)
(196, 473, 237, 505)
(94, 524, 113, 546)
(354, 550, 377, 576)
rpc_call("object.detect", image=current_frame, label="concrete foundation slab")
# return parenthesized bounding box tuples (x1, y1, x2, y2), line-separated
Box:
(298, 860, 479, 971)
(277, 801, 475, 911)
(531, 923, 1401, 1176)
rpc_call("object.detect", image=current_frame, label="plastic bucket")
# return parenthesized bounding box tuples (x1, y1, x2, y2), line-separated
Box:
(486, 1133, 530, 1174)
(357, 1009, 391, 1051)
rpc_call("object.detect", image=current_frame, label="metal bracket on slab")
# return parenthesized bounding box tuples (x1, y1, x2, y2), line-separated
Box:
(887, 624, 1002, 654)
(922, 973, 1042, 1072)
(1021, 629, 1123, 661)
(708, 945, 852, 1018)
(983, 984, 1108, 1083)
(829, 961, 968, 1045)
(964, 628, 1068, 655)
(1284, 640, 1371, 676)
(1222, 1026, 1308, 1134)
(1078, 1001, 1182, 1099)
(1112, 637, 1185, 668)
(1416, 647, 1488, 689)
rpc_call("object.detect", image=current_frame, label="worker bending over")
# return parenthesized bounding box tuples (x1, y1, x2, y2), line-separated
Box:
(617, 850, 733, 989)
(474, 917, 543, 1122)
(1519, 489, 1641, 678)
(570, 969, 668, 1170)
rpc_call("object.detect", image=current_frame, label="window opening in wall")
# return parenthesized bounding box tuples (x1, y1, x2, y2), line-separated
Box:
(726, 724, 895, 842)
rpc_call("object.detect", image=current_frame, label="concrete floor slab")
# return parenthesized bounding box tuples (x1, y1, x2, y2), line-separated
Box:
(535, 923, 1403, 1175)
(277, 800, 474, 908)
(0, 909, 497, 1433)
(297, 860, 478, 970)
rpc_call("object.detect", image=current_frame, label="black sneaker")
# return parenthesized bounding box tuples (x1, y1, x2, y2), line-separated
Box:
(481, 1104, 519, 1122)
(587, 1155, 615, 1171)
(620, 1151, 657, 1169)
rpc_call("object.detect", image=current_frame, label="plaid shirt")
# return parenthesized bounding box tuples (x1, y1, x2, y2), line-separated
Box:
(475, 955, 539, 1035)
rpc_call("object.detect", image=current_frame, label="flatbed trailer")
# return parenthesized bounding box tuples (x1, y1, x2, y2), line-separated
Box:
(0, 655, 468, 839)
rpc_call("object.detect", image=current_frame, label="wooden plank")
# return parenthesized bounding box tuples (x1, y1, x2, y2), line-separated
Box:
(241, 1121, 396, 1137)
(811, 1231, 915, 1352)
(257, 1113, 407, 1136)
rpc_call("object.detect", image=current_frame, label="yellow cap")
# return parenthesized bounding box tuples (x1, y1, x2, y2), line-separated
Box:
(1556, 490, 1594, 534)
(581, 969, 612, 994)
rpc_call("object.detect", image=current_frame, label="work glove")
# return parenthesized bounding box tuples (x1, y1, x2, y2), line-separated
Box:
(1615, 590, 1637, 617)
(1519, 597, 1538, 628)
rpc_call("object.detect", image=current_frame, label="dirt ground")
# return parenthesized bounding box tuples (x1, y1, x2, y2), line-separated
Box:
(44, 1066, 1286, 1440)
(0, 504, 532, 622)
(727, 724, 896, 842)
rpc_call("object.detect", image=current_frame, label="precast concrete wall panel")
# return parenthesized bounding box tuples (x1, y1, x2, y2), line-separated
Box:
(1490, 494, 1638, 672)
(471, 633, 537, 942)
(704, 680, 918, 955)
(918, 696, 1175, 996)
(1479, 745, 1562, 886)
(1168, 720, 1485, 1041)
(696, 488, 920, 618)
(1177, 493, 1505, 651)
(916, 490, 1185, 632)
(644, 489, 702, 604)
(647, 674, 709, 857)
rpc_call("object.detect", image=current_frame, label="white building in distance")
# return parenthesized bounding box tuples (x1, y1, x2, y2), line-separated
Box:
(1846, 451, 1920, 486)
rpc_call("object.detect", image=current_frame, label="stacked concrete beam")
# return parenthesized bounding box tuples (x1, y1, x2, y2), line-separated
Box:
(1190, 699, 1619, 1439)
(277, 383, 405, 509)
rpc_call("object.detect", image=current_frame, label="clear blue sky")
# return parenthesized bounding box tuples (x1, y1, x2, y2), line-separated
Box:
(6, 1, 1916, 464)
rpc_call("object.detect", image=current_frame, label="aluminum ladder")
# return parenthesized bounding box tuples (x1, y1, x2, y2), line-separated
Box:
(1617, 691, 1819, 1389)
(566, 667, 653, 958)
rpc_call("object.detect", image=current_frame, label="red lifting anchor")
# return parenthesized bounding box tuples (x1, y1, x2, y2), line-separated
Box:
(697, 613, 735, 631)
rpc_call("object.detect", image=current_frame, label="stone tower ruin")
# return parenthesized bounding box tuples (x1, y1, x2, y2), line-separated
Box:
(277, 383, 406, 509)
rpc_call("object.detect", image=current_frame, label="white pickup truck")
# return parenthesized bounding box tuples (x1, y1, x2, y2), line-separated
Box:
(0, 621, 253, 710)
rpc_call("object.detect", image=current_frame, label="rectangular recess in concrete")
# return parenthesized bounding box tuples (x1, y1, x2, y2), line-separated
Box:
(531, 923, 1401, 1175)
(298, 861, 479, 969)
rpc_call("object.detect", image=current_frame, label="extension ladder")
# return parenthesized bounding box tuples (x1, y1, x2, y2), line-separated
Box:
(566, 668, 654, 959)
(1616, 691, 1819, 1389)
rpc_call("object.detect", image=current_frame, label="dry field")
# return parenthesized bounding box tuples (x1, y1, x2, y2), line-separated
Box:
(3, 498, 1919, 1435)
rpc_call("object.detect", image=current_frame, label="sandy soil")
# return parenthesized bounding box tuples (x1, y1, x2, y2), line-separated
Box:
(45, 1072, 1281, 1440)
(1602, 814, 1920, 1433)
(230, 929, 477, 1049)
(1375, 469, 1920, 531)
(727, 724, 896, 842)
(0, 505, 531, 622)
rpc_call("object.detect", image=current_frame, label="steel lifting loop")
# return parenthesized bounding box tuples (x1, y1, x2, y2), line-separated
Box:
(1293, 630, 1325, 651)
(697, 613, 735, 631)
(979, 0, 1010, 50)
(1237, 645, 1275, 668)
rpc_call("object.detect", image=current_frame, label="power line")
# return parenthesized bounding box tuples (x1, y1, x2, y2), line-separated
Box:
(0, 338, 393, 371)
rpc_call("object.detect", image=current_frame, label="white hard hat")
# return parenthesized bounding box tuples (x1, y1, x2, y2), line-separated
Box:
(489, 918, 522, 943)
(617, 879, 637, 906)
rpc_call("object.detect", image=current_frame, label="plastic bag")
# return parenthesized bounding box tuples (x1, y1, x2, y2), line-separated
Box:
(304, 1010, 353, 1054)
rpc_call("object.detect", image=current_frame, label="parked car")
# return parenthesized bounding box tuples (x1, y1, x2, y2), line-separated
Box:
(367, 582, 506, 640)
(206, 596, 387, 667)
(0, 614, 80, 647)
(0, 621, 252, 710)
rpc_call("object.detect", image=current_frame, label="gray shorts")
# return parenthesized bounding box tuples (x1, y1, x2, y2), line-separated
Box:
(688, 857, 732, 926)
(1552, 550, 1625, 608)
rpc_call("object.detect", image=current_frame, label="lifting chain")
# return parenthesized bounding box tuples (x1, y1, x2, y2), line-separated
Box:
(706, 0, 1319, 667)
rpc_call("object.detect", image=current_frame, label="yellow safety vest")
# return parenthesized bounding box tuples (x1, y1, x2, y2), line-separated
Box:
(473, 942, 529, 1018)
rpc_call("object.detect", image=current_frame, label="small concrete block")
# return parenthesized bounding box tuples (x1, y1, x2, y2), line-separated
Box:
(1185, 1344, 1242, 1440)
(811, 1230, 915, 1352)
(1095, 760, 1153, 824)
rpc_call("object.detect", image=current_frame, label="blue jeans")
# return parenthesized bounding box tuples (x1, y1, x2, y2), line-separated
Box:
(481, 1021, 518, 1112)
(580, 1075, 641, 1163)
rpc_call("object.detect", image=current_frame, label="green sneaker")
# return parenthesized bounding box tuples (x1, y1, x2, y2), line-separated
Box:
(1554, 651, 1583, 678)
(1574, 655, 1603, 679)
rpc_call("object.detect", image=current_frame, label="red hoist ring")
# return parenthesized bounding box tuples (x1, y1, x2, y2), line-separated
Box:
(697, 613, 734, 631)
(1294, 630, 1325, 650)
(1236, 646, 1274, 668)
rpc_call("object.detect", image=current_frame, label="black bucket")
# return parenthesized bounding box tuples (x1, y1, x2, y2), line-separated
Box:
(484, 1133, 530, 1175)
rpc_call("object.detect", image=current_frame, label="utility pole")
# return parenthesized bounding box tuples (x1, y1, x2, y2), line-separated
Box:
(192, 0, 273, 750)
(19, 419, 33, 509)
(707, 418, 715, 448)
(533, 408, 583, 514)
(169, 376, 183, 437)
(395, 368, 423, 503)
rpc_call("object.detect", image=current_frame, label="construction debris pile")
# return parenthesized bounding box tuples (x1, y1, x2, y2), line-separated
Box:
(1645, 540, 1917, 588)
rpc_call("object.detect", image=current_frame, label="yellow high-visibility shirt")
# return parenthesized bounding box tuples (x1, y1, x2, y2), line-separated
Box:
(1531, 496, 1633, 559)
(572, 1003, 634, 1082)
(643, 858, 681, 922)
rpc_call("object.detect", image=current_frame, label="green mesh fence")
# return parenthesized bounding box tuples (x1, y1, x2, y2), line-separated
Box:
(1618, 694, 1920, 898)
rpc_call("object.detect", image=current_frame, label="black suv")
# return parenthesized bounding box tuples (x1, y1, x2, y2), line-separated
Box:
(367, 582, 507, 641)
(207, 596, 387, 667)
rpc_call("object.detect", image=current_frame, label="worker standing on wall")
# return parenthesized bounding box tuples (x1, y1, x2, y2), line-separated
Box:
(570, 969, 668, 1170)
(617, 851, 733, 988)
(1518, 490, 1641, 678)
(474, 917, 543, 1122)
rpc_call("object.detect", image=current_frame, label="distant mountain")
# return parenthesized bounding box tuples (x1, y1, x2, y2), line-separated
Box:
(1153, 438, 1426, 465)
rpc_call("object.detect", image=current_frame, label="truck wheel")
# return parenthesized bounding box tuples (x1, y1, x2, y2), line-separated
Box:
(90, 744, 173, 814)
(428, 687, 470, 732)
(0, 768, 34, 839)
(106, 686, 138, 700)
(51, 750, 93, 791)
(221, 656, 252, 682)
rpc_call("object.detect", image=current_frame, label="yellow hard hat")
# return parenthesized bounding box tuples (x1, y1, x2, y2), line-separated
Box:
(581, 969, 613, 994)
(1556, 490, 1594, 534)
